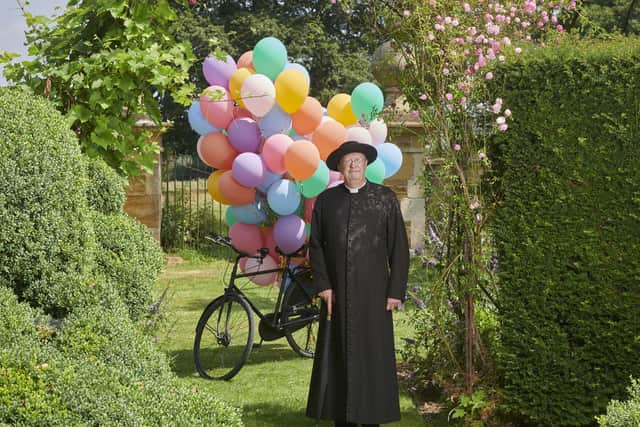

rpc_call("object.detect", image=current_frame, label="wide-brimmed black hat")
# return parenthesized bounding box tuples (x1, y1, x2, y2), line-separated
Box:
(326, 141, 377, 171)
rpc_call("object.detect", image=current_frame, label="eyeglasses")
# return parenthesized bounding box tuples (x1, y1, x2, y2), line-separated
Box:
(342, 157, 365, 167)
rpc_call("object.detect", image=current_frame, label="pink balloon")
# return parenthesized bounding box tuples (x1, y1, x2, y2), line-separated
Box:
(237, 50, 255, 71)
(329, 170, 344, 185)
(203, 55, 237, 88)
(274, 215, 306, 255)
(262, 226, 278, 259)
(232, 152, 266, 188)
(303, 197, 317, 223)
(229, 222, 263, 255)
(262, 134, 293, 174)
(241, 255, 278, 286)
(241, 74, 276, 118)
(200, 85, 234, 129)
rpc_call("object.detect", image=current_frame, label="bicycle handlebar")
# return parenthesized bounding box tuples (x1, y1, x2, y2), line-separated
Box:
(206, 234, 307, 260)
(205, 234, 269, 261)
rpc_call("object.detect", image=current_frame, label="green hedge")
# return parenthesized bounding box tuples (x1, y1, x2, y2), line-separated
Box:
(91, 212, 164, 321)
(487, 37, 640, 426)
(0, 87, 96, 317)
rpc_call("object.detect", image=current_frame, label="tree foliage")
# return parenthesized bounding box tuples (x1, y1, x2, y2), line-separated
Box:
(162, 0, 376, 154)
(3, 0, 196, 176)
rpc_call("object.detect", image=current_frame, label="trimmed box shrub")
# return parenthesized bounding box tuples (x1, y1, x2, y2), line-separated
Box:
(84, 156, 127, 214)
(0, 285, 243, 426)
(0, 87, 96, 317)
(487, 37, 640, 426)
(91, 211, 164, 321)
(597, 378, 640, 426)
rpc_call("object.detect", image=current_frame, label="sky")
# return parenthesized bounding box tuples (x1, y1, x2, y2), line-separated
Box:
(0, 0, 67, 86)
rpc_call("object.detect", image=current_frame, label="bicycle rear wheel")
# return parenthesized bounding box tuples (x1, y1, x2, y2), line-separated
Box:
(282, 282, 320, 358)
(194, 294, 254, 380)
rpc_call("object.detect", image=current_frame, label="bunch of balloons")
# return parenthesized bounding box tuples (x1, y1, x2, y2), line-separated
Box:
(187, 37, 404, 285)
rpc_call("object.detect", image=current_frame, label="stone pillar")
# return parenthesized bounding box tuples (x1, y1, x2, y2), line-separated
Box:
(123, 119, 163, 241)
(385, 120, 425, 251)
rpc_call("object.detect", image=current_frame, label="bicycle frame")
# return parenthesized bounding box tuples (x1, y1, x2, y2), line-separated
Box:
(224, 253, 314, 332)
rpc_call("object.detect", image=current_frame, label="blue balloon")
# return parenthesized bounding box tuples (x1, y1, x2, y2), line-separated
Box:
(284, 62, 311, 84)
(256, 169, 282, 194)
(267, 179, 301, 216)
(187, 101, 219, 136)
(259, 104, 291, 138)
(377, 142, 403, 178)
(230, 202, 267, 225)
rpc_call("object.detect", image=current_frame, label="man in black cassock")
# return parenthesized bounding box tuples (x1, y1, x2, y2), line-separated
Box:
(306, 141, 410, 427)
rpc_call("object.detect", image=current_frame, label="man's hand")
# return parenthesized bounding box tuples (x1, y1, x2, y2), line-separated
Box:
(386, 298, 402, 311)
(317, 289, 334, 318)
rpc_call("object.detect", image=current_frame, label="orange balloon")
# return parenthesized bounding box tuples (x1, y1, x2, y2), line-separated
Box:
(207, 170, 232, 205)
(311, 120, 347, 160)
(229, 67, 254, 108)
(237, 50, 255, 72)
(218, 170, 256, 206)
(327, 93, 358, 126)
(198, 132, 238, 170)
(284, 140, 320, 181)
(291, 96, 323, 135)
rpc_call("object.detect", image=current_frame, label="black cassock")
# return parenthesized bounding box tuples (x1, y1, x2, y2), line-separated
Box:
(306, 181, 409, 424)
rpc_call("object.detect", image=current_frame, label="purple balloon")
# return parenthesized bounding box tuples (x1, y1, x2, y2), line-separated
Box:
(227, 118, 261, 153)
(274, 215, 306, 254)
(232, 152, 266, 188)
(203, 55, 237, 88)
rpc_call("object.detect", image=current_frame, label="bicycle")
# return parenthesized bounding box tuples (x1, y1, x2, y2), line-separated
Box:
(193, 234, 321, 380)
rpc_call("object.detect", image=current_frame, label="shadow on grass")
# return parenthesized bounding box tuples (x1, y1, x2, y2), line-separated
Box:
(240, 401, 326, 427)
(167, 341, 311, 378)
(240, 399, 427, 427)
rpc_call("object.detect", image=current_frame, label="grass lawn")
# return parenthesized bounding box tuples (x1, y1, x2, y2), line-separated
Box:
(154, 249, 428, 426)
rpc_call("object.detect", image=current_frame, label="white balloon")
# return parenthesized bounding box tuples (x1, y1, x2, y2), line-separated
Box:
(346, 125, 372, 145)
(368, 118, 388, 145)
(241, 74, 276, 118)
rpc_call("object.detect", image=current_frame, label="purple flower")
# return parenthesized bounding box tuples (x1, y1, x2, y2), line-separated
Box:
(402, 337, 416, 345)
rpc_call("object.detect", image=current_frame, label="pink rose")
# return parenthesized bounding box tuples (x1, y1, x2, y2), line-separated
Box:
(498, 123, 508, 132)
(454, 144, 462, 151)
(485, 72, 494, 80)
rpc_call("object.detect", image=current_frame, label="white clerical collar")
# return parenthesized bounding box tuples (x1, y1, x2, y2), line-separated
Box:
(344, 181, 366, 194)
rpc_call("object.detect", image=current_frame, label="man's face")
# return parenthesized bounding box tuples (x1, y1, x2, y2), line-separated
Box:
(338, 152, 367, 185)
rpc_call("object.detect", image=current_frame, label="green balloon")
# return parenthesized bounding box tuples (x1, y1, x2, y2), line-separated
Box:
(365, 158, 386, 184)
(253, 37, 287, 81)
(351, 82, 384, 123)
(225, 207, 237, 228)
(300, 161, 330, 198)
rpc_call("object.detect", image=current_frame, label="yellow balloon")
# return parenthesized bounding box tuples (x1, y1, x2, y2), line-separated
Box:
(327, 93, 358, 126)
(229, 68, 254, 108)
(207, 170, 231, 205)
(274, 69, 309, 114)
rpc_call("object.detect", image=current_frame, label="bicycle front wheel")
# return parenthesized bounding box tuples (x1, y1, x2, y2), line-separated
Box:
(282, 282, 320, 358)
(194, 294, 254, 380)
